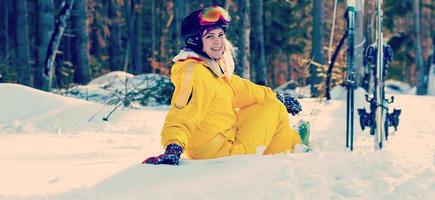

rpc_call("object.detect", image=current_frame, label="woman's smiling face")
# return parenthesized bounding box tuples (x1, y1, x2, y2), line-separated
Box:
(202, 28, 225, 60)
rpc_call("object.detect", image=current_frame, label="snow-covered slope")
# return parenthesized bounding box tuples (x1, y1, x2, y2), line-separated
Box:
(0, 83, 167, 134)
(0, 83, 434, 199)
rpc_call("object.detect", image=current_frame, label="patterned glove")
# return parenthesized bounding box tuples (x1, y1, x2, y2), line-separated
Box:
(276, 93, 302, 116)
(143, 144, 183, 165)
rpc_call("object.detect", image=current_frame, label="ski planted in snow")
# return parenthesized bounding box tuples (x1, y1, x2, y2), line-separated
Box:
(357, 0, 401, 150)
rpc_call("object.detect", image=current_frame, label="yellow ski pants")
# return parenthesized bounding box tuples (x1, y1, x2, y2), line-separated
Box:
(188, 100, 302, 159)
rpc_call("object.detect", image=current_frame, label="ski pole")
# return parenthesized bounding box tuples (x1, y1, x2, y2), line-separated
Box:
(346, 0, 356, 151)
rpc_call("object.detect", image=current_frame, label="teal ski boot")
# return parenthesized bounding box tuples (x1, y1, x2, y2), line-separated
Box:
(297, 120, 310, 145)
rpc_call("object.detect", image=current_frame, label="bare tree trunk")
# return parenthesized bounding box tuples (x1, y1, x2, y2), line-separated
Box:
(239, 0, 250, 79)
(123, 0, 141, 74)
(5, 1, 9, 56)
(425, 0, 434, 95)
(151, 0, 156, 73)
(310, 0, 325, 97)
(287, 54, 292, 81)
(1, 1, 10, 58)
(139, 1, 151, 73)
(174, 0, 185, 51)
(13, 0, 32, 86)
(428, 37, 435, 95)
(90, 8, 101, 60)
(364, 0, 374, 47)
(252, 0, 267, 85)
(108, 0, 122, 71)
(43, 0, 75, 90)
(123, 0, 133, 73)
(35, 0, 54, 90)
(159, 3, 166, 74)
(159, 1, 173, 74)
(72, 0, 90, 84)
(413, 0, 426, 95)
(133, 0, 143, 74)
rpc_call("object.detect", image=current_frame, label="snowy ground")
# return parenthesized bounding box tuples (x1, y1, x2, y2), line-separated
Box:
(0, 83, 434, 199)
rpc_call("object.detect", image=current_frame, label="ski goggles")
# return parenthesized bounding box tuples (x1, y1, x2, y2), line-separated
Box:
(199, 6, 231, 26)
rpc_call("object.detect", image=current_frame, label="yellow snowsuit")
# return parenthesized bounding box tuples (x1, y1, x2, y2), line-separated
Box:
(161, 58, 301, 159)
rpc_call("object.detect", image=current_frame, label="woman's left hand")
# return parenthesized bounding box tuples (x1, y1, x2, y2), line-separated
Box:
(276, 93, 302, 116)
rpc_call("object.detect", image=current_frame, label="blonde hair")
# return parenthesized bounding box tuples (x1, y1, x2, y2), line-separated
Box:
(218, 38, 236, 77)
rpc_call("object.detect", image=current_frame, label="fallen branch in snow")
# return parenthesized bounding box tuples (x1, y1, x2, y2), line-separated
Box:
(102, 101, 124, 121)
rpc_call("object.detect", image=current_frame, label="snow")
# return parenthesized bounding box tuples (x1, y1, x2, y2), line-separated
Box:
(1, 83, 434, 199)
(385, 79, 414, 95)
(274, 81, 312, 98)
(88, 71, 135, 85)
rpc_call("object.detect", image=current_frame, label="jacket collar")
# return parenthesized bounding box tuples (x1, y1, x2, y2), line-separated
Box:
(173, 49, 224, 77)
(172, 49, 202, 62)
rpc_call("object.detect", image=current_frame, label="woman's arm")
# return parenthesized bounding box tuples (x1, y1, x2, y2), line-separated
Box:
(231, 75, 302, 115)
(230, 75, 276, 108)
(160, 63, 215, 149)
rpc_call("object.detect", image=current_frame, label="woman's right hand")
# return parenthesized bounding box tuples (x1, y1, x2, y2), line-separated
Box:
(142, 144, 183, 165)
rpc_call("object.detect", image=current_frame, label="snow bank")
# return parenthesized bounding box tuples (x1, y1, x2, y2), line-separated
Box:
(57, 71, 174, 107)
(88, 71, 135, 85)
(0, 83, 167, 134)
(385, 79, 414, 94)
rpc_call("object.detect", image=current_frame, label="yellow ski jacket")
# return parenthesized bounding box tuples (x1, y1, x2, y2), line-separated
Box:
(161, 57, 290, 159)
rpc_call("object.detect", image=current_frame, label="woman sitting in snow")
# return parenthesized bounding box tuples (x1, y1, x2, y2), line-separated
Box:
(143, 6, 309, 165)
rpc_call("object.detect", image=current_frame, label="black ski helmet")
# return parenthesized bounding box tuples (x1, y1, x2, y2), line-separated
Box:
(181, 6, 231, 54)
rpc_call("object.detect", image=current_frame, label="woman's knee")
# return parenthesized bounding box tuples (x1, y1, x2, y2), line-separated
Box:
(261, 100, 288, 117)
